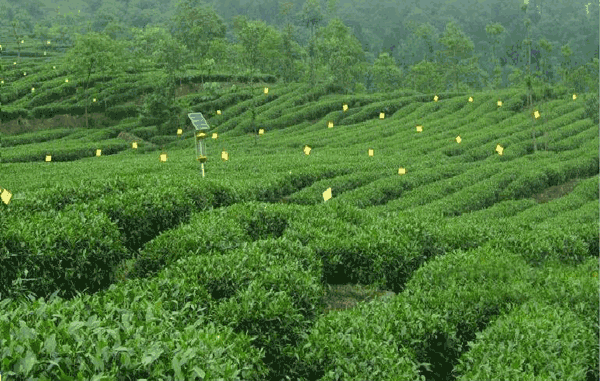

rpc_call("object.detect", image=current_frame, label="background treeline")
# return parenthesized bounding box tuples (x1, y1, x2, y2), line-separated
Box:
(0, 0, 598, 95)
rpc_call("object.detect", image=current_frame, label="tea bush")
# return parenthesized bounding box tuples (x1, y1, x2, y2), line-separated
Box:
(454, 301, 595, 380)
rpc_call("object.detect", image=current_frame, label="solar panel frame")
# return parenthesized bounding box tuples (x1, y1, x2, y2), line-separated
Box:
(188, 112, 210, 130)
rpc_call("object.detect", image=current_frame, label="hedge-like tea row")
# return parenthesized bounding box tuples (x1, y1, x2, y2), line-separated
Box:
(505, 174, 599, 225)
(283, 205, 440, 293)
(551, 122, 597, 152)
(368, 162, 489, 213)
(291, 241, 596, 379)
(540, 199, 599, 226)
(498, 154, 598, 200)
(0, 232, 327, 380)
(414, 165, 521, 217)
(0, 138, 129, 163)
(128, 201, 308, 278)
(451, 198, 538, 221)
(91, 186, 202, 252)
(456, 254, 598, 380)
(130, 125, 159, 140)
(0, 128, 74, 147)
(0, 281, 269, 380)
(286, 171, 386, 205)
(293, 302, 425, 380)
(0, 203, 128, 301)
(488, 222, 591, 267)
(294, 245, 532, 380)
(454, 301, 595, 380)
(3, 176, 143, 214)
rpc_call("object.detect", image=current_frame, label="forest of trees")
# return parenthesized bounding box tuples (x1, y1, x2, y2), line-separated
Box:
(0, 0, 598, 96)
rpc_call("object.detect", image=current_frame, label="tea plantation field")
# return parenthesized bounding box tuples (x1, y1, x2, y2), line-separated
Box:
(1, 82, 598, 380)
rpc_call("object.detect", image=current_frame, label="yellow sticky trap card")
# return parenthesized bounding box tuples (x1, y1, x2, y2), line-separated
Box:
(264, 87, 269, 94)
(468, 96, 473, 102)
(258, 129, 264, 135)
(160, 153, 167, 162)
(31, 88, 35, 92)
(45, 155, 52, 162)
(368, 149, 374, 157)
(328, 121, 333, 128)
(65, 79, 68, 82)
(380, 113, 385, 119)
(96, 149, 101, 157)
(304, 146, 311, 155)
(343, 104, 348, 111)
(217, 110, 221, 115)
(456, 136, 461, 143)
(495, 145, 504, 155)
(221, 151, 229, 161)
(1, 189, 12, 205)
(177, 129, 182, 136)
(572, 94, 577, 100)
(93, 98, 96, 102)
(323, 188, 332, 202)
(416, 125, 423, 132)
(434, 95, 438, 102)
(212, 133, 218, 139)
(497, 100, 502, 107)
(132, 142, 138, 149)
(533, 110, 540, 119)
(398, 167, 406, 175)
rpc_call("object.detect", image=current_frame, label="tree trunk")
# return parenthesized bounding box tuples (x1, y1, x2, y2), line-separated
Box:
(83, 85, 89, 129)
(532, 122, 537, 152)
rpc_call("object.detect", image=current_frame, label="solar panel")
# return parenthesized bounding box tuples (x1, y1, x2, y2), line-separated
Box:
(188, 112, 210, 130)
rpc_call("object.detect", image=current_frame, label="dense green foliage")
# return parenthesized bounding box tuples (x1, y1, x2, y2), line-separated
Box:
(0, 1, 598, 377)
(1, 77, 598, 379)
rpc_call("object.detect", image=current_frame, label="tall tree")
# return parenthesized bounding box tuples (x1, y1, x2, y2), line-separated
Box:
(485, 22, 505, 89)
(129, 26, 177, 69)
(410, 60, 444, 94)
(61, 32, 128, 128)
(413, 22, 438, 63)
(437, 21, 476, 91)
(170, 0, 226, 65)
(521, 4, 534, 109)
(521, 3, 541, 153)
(326, 0, 339, 19)
(559, 43, 573, 88)
(314, 18, 367, 93)
(232, 15, 268, 74)
(10, 8, 33, 61)
(537, 37, 553, 83)
(297, 0, 324, 84)
(128, 0, 167, 29)
(372, 52, 403, 92)
(88, 2, 126, 35)
(256, 25, 285, 77)
(135, 30, 189, 135)
(150, 30, 190, 99)
(279, 1, 300, 83)
(46, 9, 87, 49)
